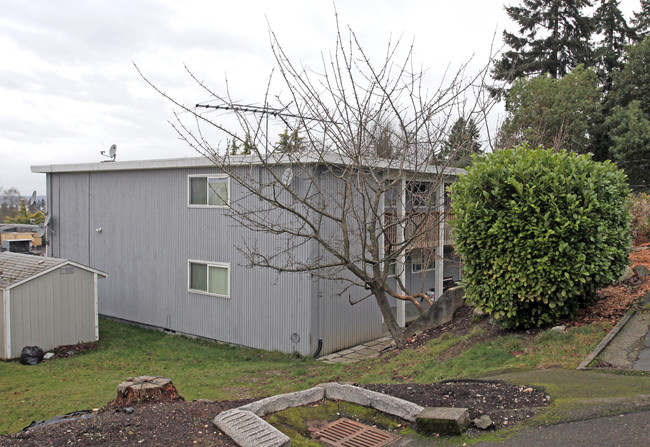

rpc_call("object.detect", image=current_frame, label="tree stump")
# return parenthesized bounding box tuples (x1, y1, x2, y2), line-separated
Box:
(113, 376, 184, 406)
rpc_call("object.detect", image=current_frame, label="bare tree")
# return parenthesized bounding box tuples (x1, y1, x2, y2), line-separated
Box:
(138, 16, 494, 346)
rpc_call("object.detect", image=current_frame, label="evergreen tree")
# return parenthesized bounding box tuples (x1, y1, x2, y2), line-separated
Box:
(440, 117, 482, 167)
(493, 0, 594, 84)
(606, 101, 650, 191)
(605, 38, 650, 191)
(593, 0, 635, 90)
(274, 129, 303, 153)
(632, 0, 650, 39)
(228, 134, 255, 155)
(498, 65, 601, 153)
(608, 37, 650, 116)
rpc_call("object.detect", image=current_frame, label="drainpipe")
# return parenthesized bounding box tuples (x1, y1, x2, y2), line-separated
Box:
(313, 166, 324, 358)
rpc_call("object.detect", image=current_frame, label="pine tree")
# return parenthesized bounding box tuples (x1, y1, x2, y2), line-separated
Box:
(440, 117, 482, 167)
(593, 0, 635, 90)
(493, 0, 594, 83)
(608, 37, 650, 116)
(632, 0, 650, 39)
(274, 129, 303, 153)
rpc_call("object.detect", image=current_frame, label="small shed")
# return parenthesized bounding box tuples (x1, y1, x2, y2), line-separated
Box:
(0, 252, 107, 360)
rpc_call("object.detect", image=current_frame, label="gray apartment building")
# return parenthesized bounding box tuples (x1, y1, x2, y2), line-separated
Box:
(32, 156, 461, 356)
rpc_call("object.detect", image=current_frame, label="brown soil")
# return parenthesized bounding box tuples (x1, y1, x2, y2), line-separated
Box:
(2, 248, 648, 446)
(0, 400, 251, 447)
(365, 379, 549, 428)
(52, 342, 98, 359)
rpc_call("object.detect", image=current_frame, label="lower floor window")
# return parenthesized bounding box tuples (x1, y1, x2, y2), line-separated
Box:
(189, 260, 230, 297)
(411, 249, 436, 274)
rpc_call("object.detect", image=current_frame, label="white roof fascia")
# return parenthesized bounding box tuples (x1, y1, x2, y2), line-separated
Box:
(2, 260, 108, 291)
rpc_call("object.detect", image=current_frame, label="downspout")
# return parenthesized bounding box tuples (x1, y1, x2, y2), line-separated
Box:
(45, 174, 51, 258)
(313, 166, 324, 358)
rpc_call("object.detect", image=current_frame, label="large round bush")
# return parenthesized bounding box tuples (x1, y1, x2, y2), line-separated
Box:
(451, 146, 631, 329)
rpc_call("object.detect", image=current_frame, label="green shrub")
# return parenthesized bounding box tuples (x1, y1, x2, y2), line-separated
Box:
(451, 146, 631, 329)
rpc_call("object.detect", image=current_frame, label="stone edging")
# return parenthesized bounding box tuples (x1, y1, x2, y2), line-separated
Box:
(578, 309, 636, 370)
(213, 382, 427, 447)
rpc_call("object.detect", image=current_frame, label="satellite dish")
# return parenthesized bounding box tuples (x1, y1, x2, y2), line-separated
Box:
(28, 190, 37, 206)
(281, 167, 294, 185)
(100, 144, 117, 162)
(36, 213, 50, 237)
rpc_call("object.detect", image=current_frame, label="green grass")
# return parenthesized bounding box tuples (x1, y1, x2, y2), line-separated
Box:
(488, 369, 650, 425)
(0, 318, 344, 434)
(0, 316, 641, 436)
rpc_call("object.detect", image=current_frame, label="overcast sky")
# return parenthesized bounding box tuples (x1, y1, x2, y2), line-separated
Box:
(0, 0, 641, 195)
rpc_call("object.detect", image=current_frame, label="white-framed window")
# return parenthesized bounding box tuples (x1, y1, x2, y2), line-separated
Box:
(188, 174, 229, 207)
(188, 260, 230, 298)
(411, 250, 435, 274)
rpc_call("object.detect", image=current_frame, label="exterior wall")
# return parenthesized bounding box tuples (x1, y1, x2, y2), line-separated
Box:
(5, 266, 96, 359)
(50, 173, 91, 264)
(313, 169, 383, 354)
(0, 290, 5, 359)
(49, 167, 314, 355)
(44, 162, 459, 356)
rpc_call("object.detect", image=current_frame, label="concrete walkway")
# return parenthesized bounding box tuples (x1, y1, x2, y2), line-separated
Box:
(595, 291, 650, 372)
(473, 410, 650, 447)
(318, 336, 395, 364)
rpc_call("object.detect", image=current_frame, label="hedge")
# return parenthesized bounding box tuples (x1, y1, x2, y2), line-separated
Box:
(450, 146, 631, 328)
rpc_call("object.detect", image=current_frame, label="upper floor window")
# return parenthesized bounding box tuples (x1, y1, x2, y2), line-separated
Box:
(188, 175, 229, 207)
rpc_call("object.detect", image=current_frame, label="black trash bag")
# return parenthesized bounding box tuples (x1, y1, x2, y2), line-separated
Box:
(20, 346, 44, 365)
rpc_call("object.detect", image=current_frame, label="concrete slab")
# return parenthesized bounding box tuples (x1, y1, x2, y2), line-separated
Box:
(213, 409, 290, 447)
(416, 407, 470, 435)
(237, 387, 324, 417)
(633, 331, 650, 371)
(600, 312, 650, 368)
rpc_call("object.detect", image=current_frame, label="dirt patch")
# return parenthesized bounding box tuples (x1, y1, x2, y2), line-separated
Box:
(0, 400, 251, 447)
(52, 342, 98, 359)
(365, 380, 549, 428)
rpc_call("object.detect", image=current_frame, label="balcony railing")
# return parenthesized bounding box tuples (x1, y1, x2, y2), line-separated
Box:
(384, 211, 455, 249)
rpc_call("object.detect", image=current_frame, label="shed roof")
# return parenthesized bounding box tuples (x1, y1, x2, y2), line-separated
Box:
(0, 252, 107, 290)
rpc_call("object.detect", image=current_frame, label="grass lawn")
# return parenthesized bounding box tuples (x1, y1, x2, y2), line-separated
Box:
(0, 316, 642, 435)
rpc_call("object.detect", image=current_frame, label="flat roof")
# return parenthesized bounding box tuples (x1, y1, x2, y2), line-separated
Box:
(31, 156, 217, 173)
(32, 154, 465, 176)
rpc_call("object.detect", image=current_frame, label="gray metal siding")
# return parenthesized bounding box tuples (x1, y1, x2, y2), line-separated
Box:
(50, 173, 91, 264)
(314, 169, 383, 354)
(7, 267, 96, 359)
(50, 167, 314, 355)
(0, 290, 5, 359)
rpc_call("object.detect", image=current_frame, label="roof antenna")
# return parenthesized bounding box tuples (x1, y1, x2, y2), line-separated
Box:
(100, 144, 117, 162)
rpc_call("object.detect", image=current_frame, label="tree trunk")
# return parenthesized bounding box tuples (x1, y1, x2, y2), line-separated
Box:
(373, 287, 406, 347)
